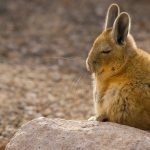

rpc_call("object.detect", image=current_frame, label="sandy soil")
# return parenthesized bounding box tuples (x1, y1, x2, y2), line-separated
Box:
(0, 0, 149, 149)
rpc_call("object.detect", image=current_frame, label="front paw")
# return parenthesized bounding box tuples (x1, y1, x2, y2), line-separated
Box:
(88, 116, 97, 121)
(88, 115, 108, 122)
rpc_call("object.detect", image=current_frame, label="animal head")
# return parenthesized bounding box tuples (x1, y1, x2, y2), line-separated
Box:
(86, 4, 137, 78)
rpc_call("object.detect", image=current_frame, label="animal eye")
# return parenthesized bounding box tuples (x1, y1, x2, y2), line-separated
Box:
(101, 50, 111, 54)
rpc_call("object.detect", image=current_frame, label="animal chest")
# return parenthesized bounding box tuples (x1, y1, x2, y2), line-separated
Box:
(95, 83, 123, 112)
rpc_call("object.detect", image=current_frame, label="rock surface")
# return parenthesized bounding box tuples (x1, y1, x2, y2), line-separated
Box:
(6, 117, 150, 150)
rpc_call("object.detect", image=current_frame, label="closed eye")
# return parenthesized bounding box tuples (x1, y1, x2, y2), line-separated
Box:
(101, 50, 111, 54)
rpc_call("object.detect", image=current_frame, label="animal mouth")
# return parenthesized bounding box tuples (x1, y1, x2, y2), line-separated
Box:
(97, 68, 104, 76)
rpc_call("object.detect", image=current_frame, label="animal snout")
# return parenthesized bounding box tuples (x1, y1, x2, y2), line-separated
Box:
(86, 58, 97, 72)
(86, 59, 91, 71)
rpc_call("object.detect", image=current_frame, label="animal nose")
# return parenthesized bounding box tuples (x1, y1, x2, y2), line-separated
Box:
(86, 59, 91, 71)
(86, 59, 96, 72)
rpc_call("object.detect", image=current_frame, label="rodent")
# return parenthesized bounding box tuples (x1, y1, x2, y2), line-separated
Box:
(86, 3, 150, 130)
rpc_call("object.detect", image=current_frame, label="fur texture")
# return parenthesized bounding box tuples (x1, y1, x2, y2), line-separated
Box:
(86, 4, 150, 130)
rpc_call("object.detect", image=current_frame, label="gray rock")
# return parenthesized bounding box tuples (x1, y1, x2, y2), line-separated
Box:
(6, 117, 150, 150)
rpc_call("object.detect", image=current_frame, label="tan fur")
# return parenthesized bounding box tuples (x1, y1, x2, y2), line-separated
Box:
(86, 4, 150, 130)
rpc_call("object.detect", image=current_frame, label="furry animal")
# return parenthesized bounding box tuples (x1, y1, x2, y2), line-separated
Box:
(86, 4, 150, 130)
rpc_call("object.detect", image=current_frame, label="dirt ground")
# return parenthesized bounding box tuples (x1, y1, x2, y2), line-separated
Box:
(0, 0, 149, 148)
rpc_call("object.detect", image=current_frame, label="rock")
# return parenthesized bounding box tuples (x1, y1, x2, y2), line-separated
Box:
(6, 117, 150, 150)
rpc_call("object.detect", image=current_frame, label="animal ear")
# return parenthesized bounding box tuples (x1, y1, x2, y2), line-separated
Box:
(104, 4, 120, 30)
(112, 12, 131, 45)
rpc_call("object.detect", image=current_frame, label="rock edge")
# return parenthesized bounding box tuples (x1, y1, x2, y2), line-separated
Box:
(6, 117, 150, 150)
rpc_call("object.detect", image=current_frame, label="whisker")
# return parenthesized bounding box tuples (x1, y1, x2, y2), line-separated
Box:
(44, 56, 85, 61)
(70, 72, 86, 97)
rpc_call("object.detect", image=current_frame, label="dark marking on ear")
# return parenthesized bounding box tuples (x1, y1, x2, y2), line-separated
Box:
(117, 36, 124, 45)
(112, 12, 131, 45)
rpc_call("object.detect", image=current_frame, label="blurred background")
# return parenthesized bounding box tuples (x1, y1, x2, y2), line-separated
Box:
(0, 0, 149, 149)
